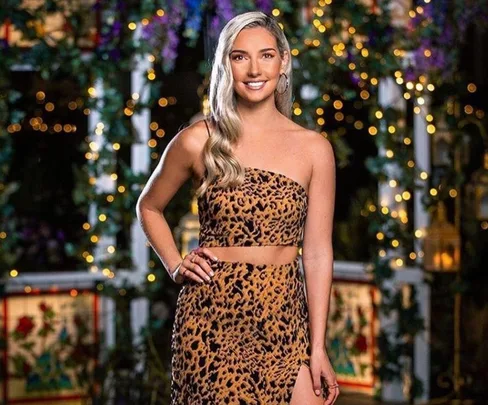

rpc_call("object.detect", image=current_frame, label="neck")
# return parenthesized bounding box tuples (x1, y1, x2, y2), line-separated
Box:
(236, 96, 282, 131)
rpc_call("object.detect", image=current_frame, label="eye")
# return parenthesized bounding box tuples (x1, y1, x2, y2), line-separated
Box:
(231, 54, 244, 61)
(263, 53, 274, 59)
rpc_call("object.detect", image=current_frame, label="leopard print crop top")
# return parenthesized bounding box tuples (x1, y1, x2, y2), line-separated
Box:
(197, 167, 308, 247)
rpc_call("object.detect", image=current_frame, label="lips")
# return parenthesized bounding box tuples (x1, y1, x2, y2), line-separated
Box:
(244, 80, 267, 90)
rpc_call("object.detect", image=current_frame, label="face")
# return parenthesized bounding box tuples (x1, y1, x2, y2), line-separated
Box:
(229, 26, 288, 105)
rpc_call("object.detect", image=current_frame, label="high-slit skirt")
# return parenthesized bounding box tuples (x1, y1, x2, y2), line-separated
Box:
(170, 256, 320, 404)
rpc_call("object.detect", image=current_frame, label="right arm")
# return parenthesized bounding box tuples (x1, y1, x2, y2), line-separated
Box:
(135, 121, 210, 284)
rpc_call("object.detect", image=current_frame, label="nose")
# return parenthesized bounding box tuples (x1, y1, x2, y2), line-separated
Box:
(248, 58, 260, 77)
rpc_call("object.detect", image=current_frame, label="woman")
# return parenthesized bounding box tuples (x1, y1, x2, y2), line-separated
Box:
(136, 11, 338, 405)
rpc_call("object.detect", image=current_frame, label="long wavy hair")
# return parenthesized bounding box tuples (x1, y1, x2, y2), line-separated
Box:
(195, 11, 293, 198)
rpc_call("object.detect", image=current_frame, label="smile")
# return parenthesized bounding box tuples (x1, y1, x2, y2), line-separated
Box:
(244, 81, 267, 90)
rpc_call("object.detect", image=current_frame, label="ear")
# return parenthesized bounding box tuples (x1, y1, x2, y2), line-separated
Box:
(280, 50, 289, 73)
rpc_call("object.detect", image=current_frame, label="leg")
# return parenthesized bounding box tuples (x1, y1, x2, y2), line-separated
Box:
(290, 364, 326, 405)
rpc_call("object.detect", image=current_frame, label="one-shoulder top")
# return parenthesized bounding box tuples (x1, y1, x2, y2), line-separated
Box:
(197, 120, 308, 247)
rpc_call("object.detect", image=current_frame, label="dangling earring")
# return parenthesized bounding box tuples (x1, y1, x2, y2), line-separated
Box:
(276, 72, 289, 95)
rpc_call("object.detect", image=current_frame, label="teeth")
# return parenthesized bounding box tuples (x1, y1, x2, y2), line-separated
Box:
(246, 81, 265, 87)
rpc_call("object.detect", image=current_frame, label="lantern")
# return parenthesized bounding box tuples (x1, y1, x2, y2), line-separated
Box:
(173, 196, 200, 258)
(424, 202, 460, 272)
(466, 151, 488, 221)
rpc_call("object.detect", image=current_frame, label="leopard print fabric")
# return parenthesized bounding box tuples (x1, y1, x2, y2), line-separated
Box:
(197, 167, 308, 247)
(171, 168, 328, 404)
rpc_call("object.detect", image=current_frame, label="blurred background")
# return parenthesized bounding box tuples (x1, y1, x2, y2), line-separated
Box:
(1, 0, 487, 404)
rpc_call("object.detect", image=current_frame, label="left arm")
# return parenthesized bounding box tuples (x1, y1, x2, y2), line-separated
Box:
(302, 133, 336, 353)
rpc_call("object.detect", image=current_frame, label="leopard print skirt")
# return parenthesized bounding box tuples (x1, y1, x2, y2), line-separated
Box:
(170, 256, 316, 404)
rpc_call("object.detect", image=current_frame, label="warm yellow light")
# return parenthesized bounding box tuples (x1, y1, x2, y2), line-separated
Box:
(110, 173, 118, 180)
(148, 72, 156, 80)
(379, 249, 386, 257)
(272, 8, 280, 16)
(395, 194, 402, 202)
(293, 108, 302, 116)
(333, 100, 343, 109)
(118, 185, 126, 193)
(369, 126, 378, 136)
(406, 82, 414, 90)
(86, 255, 94, 263)
(404, 137, 412, 145)
(107, 246, 116, 254)
(291, 49, 299, 56)
(410, 252, 417, 260)
(415, 229, 423, 238)
(404, 92, 411, 100)
(88, 87, 97, 97)
(388, 125, 396, 134)
(395, 258, 404, 267)
(128, 22, 137, 30)
(386, 150, 394, 158)
(430, 188, 438, 196)
(317, 118, 325, 125)
(157, 9, 165, 16)
(316, 108, 324, 115)
(36, 91, 46, 100)
(0, 232, 6, 239)
(99, 214, 107, 222)
(147, 273, 156, 282)
(376, 232, 384, 240)
(107, 195, 115, 202)
(467, 83, 477, 93)
(148, 139, 157, 148)
(10, 269, 18, 277)
(361, 48, 369, 57)
(381, 207, 389, 215)
(159, 98, 168, 107)
(83, 222, 91, 230)
(427, 124, 436, 134)
(392, 239, 400, 247)
(402, 191, 411, 200)
(449, 189, 457, 198)
(417, 97, 425, 105)
(420, 171, 428, 180)
(91, 235, 99, 243)
(89, 142, 99, 152)
(389, 180, 397, 187)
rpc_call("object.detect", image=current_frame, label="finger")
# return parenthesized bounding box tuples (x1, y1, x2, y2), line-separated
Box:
(193, 254, 215, 278)
(182, 266, 205, 283)
(334, 387, 340, 403)
(181, 261, 205, 284)
(199, 247, 219, 262)
(311, 370, 322, 396)
(189, 258, 212, 282)
(324, 386, 338, 405)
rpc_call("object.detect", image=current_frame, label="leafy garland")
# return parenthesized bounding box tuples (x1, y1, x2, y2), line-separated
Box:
(1, 0, 487, 402)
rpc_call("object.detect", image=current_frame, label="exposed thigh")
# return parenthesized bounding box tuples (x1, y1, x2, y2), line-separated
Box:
(290, 364, 326, 405)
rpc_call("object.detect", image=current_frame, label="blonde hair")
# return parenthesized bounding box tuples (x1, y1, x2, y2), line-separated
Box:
(195, 11, 293, 198)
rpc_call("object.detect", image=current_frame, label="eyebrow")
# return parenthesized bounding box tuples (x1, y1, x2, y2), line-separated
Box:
(230, 47, 277, 54)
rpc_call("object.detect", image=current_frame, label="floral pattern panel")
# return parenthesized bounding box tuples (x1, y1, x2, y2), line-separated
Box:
(3, 290, 99, 404)
(326, 281, 378, 391)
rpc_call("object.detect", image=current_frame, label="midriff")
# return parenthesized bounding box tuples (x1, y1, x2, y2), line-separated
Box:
(200, 245, 300, 265)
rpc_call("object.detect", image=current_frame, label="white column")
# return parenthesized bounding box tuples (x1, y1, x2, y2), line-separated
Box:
(87, 79, 117, 268)
(413, 95, 431, 403)
(378, 77, 408, 402)
(129, 25, 151, 348)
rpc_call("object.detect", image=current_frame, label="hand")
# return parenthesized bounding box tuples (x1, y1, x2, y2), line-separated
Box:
(173, 247, 219, 284)
(309, 348, 340, 405)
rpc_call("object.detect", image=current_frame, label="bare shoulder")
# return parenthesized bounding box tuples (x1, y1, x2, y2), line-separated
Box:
(283, 118, 334, 167)
(172, 119, 209, 153)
